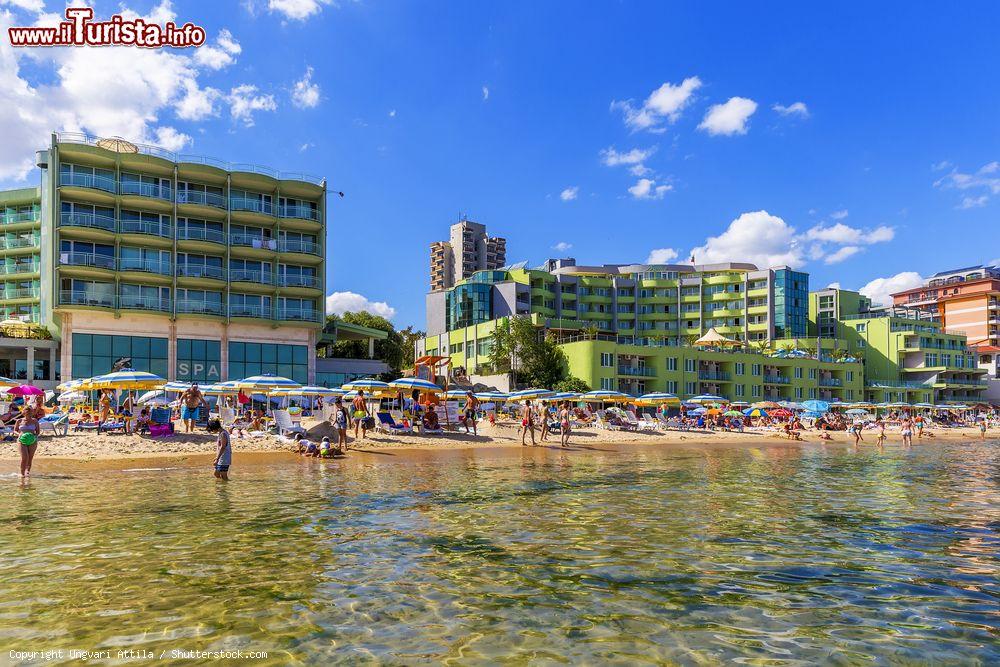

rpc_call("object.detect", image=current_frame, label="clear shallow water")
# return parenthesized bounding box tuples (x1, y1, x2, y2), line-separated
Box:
(1, 441, 998, 664)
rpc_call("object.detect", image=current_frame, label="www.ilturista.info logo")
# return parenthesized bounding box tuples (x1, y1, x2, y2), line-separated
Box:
(8, 7, 206, 48)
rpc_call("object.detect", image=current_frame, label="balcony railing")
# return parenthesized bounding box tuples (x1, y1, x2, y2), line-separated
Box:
(699, 371, 731, 381)
(819, 378, 843, 387)
(229, 196, 273, 215)
(278, 204, 319, 221)
(59, 172, 116, 193)
(278, 239, 320, 254)
(229, 303, 272, 318)
(60, 211, 116, 231)
(59, 289, 114, 308)
(0, 237, 39, 249)
(0, 263, 39, 275)
(119, 295, 172, 312)
(3, 288, 39, 299)
(120, 181, 172, 200)
(119, 257, 172, 275)
(277, 308, 321, 322)
(176, 264, 225, 280)
(177, 190, 226, 208)
(60, 251, 115, 270)
(230, 235, 276, 249)
(1, 212, 38, 224)
(280, 274, 320, 288)
(617, 366, 656, 377)
(178, 227, 225, 244)
(230, 269, 273, 284)
(119, 219, 172, 238)
(763, 375, 791, 384)
(176, 299, 225, 315)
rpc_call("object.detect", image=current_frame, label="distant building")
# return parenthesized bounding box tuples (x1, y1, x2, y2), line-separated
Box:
(428, 218, 506, 291)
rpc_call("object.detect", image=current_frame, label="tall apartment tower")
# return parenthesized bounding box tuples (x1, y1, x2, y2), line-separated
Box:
(428, 218, 506, 291)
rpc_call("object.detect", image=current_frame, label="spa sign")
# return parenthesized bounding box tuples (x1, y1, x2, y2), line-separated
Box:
(176, 362, 221, 382)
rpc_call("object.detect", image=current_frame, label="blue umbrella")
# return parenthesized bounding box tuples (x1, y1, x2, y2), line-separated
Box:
(801, 399, 830, 413)
(509, 388, 556, 400)
(388, 377, 443, 393)
(687, 394, 728, 404)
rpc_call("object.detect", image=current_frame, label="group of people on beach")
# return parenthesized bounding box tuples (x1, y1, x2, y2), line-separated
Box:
(519, 400, 574, 448)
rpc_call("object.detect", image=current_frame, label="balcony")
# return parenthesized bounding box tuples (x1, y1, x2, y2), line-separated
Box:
(0, 237, 39, 250)
(280, 274, 320, 289)
(229, 303, 272, 318)
(0, 262, 39, 275)
(178, 227, 225, 244)
(278, 239, 320, 255)
(231, 235, 276, 250)
(230, 196, 273, 215)
(60, 251, 115, 270)
(617, 366, 656, 377)
(277, 307, 321, 322)
(118, 257, 172, 275)
(764, 375, 791, 384)
(699, 371, 732, 381)
(230, 269, 274, 284)
(120, 181, 172, 200)
(60, 211, 116, 232)
(119, 219, 173, 238)
(118, 294, 171, 312)
(3, 287, 39, 299)
(177, 190, 226, 209)
(60, 172, 116, 193)
(59, 289, 114, 308)
(1, 211, 38, 224)
(176, 299, 225, 316)
(176, 265, 225, 280)
(819, 377, 842, 387)
(278, 204, 319, 221)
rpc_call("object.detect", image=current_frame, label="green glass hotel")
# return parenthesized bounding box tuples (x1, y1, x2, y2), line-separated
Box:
(0, 133, 328, 387)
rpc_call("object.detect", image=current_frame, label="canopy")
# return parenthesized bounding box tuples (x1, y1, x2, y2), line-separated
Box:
(579, 390, 630, 403)
(388, 378, 443, 393)
(236, 374, 300, 390)
(687, 394, 728, 405)
(693, 328, 741, 347)
(89, 369, 165, 390)
(509, 388, 556, 401)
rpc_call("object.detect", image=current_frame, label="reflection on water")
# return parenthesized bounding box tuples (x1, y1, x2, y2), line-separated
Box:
(1, 441, 998, 663)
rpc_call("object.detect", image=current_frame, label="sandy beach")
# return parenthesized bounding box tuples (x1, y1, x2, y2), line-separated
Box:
(1, 418, 992, 466)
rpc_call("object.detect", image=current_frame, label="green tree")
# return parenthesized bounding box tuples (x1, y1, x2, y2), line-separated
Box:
(323, 312, 405, 373)
(554, 376, 591, 393)
(488, 317, 576, 388)
(398, 325, 425, 369)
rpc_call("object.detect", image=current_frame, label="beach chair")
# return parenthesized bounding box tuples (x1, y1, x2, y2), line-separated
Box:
(273, 410, 306, 437)
(625, 410, 647, 430)
(148, 407, 174, 436)
(99, 419, 126, 434)
(39, 413, 70, 436)
(638, 413, 660, 431)
(377, 412, 412, 435)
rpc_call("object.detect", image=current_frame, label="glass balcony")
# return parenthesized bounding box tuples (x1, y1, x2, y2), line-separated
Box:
(617, 366, 656, 377)
(230, 234, 275, 249)
(230, 196, 273, 215)
(176, 299, 225, 315)
(177, 190, 226, 208)
(176, 264, 225, 280)
(278, 239, 320, 254)
(277, 308, 321, 322)
(819, 378, 843, 387)
(60, 251, 115, 270)
(59, 289, 114, 308)
(3, 287, 39, 299)
(120, 181, 172, 200)
(278, 204, 319, 221)
(119, 219, 172, 238)
(763, 375, 791, 384)
(230, 269, 273, 284)
(118, 257, 172, 275)
(229, 303, 272, 318)
(178, 227, 225, 244)
(0, 211, 38, 224)
(699, 371, 732, 381)
(119, 294, 172, 312)
(0, 262, 39, 275)
(60, 211, 116, 231)
(0, 237, 39, 250)
(279, 274, 319, 288)
(60, 172, 116, 193)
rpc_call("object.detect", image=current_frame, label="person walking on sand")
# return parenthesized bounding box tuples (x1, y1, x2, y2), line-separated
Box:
(208, 418, 231, 480)
(901, 417, 913, 447)
(538, 403, 551, 442)
(463, 391, 479, 436)
(333, 397, 349, 453)
(120, 391, 135, 434)
(520, 400, 536, 446)
(978, 419, 987, 440)
(179, 383, 207, 433)
(97, 389, 113, 431)
(559, 401, 572, 448)
(352, 389, 370, 441)
(915, 413, 925, 438)
(15, 411, 40, 478)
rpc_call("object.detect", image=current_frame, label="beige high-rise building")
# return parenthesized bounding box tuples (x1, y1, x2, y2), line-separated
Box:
(429, 218, 506, 291)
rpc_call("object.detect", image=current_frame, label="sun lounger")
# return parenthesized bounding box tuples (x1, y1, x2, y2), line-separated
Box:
(272, 409, 305, 437)
(638, 414, 660, 430)
(99, 420, 126, 434)
(39, 413, 70, 436)
(377, 412, 412, 435)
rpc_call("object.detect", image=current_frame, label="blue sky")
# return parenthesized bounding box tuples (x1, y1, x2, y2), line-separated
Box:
(2, 1, 999, 327)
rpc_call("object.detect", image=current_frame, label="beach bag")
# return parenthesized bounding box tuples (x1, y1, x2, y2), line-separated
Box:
(362, 416, 376, 429)
(150, 423, 174, 437)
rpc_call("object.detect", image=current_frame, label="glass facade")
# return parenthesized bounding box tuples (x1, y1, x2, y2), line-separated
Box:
(176, 338, 222, 383)
(446, 283, 492, 331)
(71, 333, 168, 378)
(315, 371, 368, 388)
(228, 342, 309, 384)
(773, 269, 809, 338)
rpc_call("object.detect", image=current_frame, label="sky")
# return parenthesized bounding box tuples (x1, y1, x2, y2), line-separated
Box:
(2, 0, 999, 328)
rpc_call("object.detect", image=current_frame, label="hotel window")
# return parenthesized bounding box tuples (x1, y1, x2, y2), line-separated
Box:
(751, 364, 762, 376)
(278, 297, 317, 321)
(735, 384, 745, 397)
(229, 293, 272, 318)
(120, 246, 171, 274)
(846, 389, 854, 400)
(924, 353, 938, 367)
(278, 264, 317, 288)
(735, 362, 745, 376)
(71, 333, 167, 379)
(751, 385, 761, 398)
(809, 388, 817, 399)
(177, 253, 224, 280)
(600, 377, 614, 391)
(120, 172, 171, 199)
(119, 283, 169, 311)
(230, 224, 274, 249)
(228, 342, 308, 384)
(684, 359, 695, 372)
(177, 217, 224, 243)
(177, 181, 225, 208)
(59, 279, 114, 307)
(794, 367, 803, 379)
(666, 357, 677, 371)
(230, 189, 273, 214)
(176, 289, 224, 315)
(59, 163, 115, 192)
(808, 368, 816, 379)
(666, 380, 678, 393)
(600, 353, 614, 367)
(119, 209, 171, 236)
(59, 240, 116, 269)
(795, 388, 803, 399)
(176, 339, 222, 383)
(846, 371, 854, 382)
(685, 381, 696, 395)
(279, 230, 318, 253)
(230, 259, 272, 283)
(278, 196, 319, 221)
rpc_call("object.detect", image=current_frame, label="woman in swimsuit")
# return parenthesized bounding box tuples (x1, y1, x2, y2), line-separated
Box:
(558, 401, 571, 448)
(520, 400, 536, 447)
(901, 417, 913, 447)
(15, 412, 40, 478)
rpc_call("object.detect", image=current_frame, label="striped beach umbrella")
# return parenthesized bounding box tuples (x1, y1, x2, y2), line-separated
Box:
(743, 407, 769, 417)
(0, 376, 17, 388)
(547, 392, 581, 402)
(801, 400, 830, 413)
(199, 381, 241, 395)
(89, 369, 165, 390)
(444, 389, 474, 398)
(162, 381, 192, 392)
(388, 378, 443, 393)
(912, 402, 935, 409)
(474, 391, 509, 401)
(687, 394, 728, 405)
(56, 378, 86, 392)
(509, 388, 556, 401)
(638, 392, 680, 405)
(579, 390, 630, 403)
(341, 378, 390, 392)
(751, 401, 780, 409)
(236, 374, 300, 390)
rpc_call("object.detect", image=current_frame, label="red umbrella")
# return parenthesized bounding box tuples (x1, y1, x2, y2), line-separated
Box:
(6, 385, 44, 396)
(770, 408, 793, 418)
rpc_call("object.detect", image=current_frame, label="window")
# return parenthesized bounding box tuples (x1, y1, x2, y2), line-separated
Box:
(230, 189, 273, 214)
(666, 380, 678, 393)
(59, 240, 114, 269)
(751, 363, 761, 376)
(685, 381, 697, 395)
(230, 293, 272, 318)
(684, 359, 695, 372)
(120, 246, 171, 274)
(666, 357, 677, 371)
(808, 368, 816, 379)
(176, 339, 222, 382)
(735, 362, 745, 376)
(600, 377, 614, 391)
(228, 342, 308, 384)
(600, 353, 614, 367)
(846, 371, 854, 382)
(119, 283, 170, 311)
(71, 333, 167, 379)
(809, 388, 816, 399)
(751, 385, 761, 398)
(177, 217, 224, 243)
(120, 172, 171, 199)
(735, 384, 745, 397)
(794, 367, 803, 379)
(846, 389, 854, 400)
(795, 387, 803, 399)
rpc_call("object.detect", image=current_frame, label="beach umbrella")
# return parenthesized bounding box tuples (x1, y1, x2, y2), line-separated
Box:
(236, 374, 300, 390)
(509, 388, 556, 401)
(688, 394, 728, 405)
(802, 399, 830, 413)
(162, 381, 192, 392)
(57, 391, 87, 404)
(912, 402, 935, 409)
(474, 391, 509, 401)
(845, 408, 869, 415)
(743, 408, 769, 417)
(884, 402, 910, 408)
(283, 386, 343, 396)
(751, 401, 780, 409)
(579, 390, 629, 403)
(90, 369, 165, 390)
(770, 408, 793, 418)
(444, 389, 473, 399)
(5, 384, 45, 396)
(56, 379, 85, 392)
(729, 400, 750, 407)
(638, 392, 680, 405)
(545, 392, 580, 402)
(388, 377, 443, 393)
(689, 407, 708, 415)
(723, 410, 744, 417)
(341, 378, 390, 392)
(137, 389, 166, 404)
(779, 401, 804, 410)
(0, 375, 18, 388)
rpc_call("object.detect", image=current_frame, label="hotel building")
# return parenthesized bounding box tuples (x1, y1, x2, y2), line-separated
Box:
(0, 133, 328, 387)
(429, 219, 506, 291)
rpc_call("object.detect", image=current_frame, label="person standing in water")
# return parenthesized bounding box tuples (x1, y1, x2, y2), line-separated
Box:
(463, 391, 479, 436)
(208, 418, 231, 480)
(900, 416, 913, 447)
(558, 401, 572, 448)
(520, 400, 536, 446)
(15, 410, 40, 478)
(850, 421, 864, 447)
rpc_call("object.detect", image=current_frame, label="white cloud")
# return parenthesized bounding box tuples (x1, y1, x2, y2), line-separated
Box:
(826, 282, 841, 289)
(326, 292, 397, 319)
(959, 195, 988, 209)
(559, 186, 579, 202)
(267, 0, 334, 20)
(600, 145, 655, 167)
(628, 178, 672, 200)
(194, 29, 242, 70)
(934, 161, 1000, 208)
(772, 101, 809, 118)
(153, 126, 191, 152)
(553, 241, 573, 252)
(388, 109, 396, 117)
(228, 84, 277, 126)
(830, 209, 849, 220)
(858, 272, 924, 307)
(698, 97, 758, 136)
(805, 222, 894, 246)
(612, 76, 701, 132)
(482, 85, 489, 101)
(629, 164, 651, 177)
(824, 246, 861, 264)
(646, 248, 679, 264)
(3, 0, 45, 11)
(690, 211, 803, 267)
(299, 142, 314, 152)
(291, 66, 320, 108)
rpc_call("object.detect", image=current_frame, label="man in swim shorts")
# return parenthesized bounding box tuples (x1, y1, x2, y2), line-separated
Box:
(179, 383, 208, 433)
